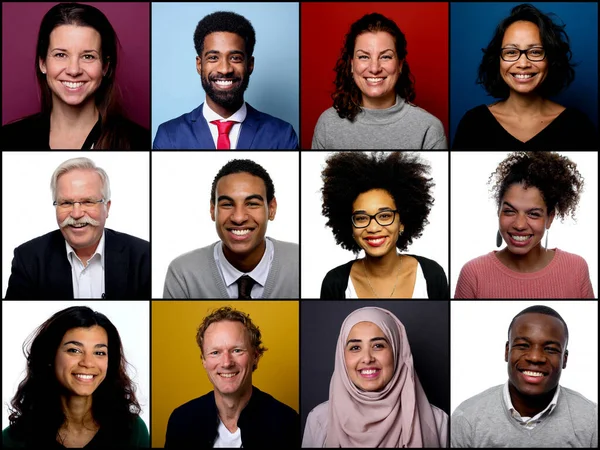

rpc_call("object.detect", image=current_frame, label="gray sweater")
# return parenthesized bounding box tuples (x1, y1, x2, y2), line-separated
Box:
(163, 238, 299, 299)
(451, 384, 598, 448)
(311, 96, 447, 149)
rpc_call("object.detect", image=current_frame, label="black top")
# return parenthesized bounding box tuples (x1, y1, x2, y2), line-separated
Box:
(1, 113, 150, 149)
(164, 386, 300, 448)
(320, 254, 449, 299)
(452, 104, 599, 149)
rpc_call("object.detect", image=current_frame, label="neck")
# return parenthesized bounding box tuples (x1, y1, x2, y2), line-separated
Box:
(502, 93, 547, 116)
(499, 243, 549, 272)
(361, 93, 397, 110)
(206, 96, 243, 119)
(60, 395, 95, 430)
(50, 98, 99, 131)
(214, 385, 253, 431)
(223, 239, 266, 273)
(73, 240, 101, 267)
(363, 250, 401, 277)
(508, 382, 556, 418)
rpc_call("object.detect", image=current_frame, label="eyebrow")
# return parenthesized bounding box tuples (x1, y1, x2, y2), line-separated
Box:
(502, 201, 544, 213)
(353, 207, 394, 214)
(356, 48, 395, 54)
(346, 336, 388, 346)
(204, 49, 245, 57)
(217, 194, 265, 203)
(503, 43, 543, 48)
(50, 48, 100, 54)
(63, 340, 108, 349)
(512, 336, 562, 348)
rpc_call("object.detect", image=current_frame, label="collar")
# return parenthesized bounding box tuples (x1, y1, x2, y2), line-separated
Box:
(64, 230, 106, 268)
(203, 101, 247, 124)
(503, 380, 560, 423)
(216, 238, 273, 288)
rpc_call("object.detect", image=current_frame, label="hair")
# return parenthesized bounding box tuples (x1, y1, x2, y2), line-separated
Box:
(321, 151, 434, 253)
(35, 2, 137, 149)
(332, 12, 416, 122)
(50, 157, 111, 202)
(7, 306, 141, 446)
(488, 151, 584, 221)
(210, 159, 275, 204)
(477, 3, 576, 99)
(508, 305, 569, 346)
(194, 11, 256, 58)
(195, 306, 267, 371)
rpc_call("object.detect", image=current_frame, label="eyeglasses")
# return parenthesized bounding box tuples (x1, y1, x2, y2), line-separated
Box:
(500, 47, 546, 62)
(351, 210, 398, 228)
(53, 199, 105, 210)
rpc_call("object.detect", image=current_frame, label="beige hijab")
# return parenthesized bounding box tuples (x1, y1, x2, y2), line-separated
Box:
(325, 307, 442, 448)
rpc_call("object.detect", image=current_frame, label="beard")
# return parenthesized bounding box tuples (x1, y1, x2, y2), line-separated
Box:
(201, 72, 250, 110)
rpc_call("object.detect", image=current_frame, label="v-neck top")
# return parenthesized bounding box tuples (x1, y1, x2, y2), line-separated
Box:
(452, 104, 599, 149)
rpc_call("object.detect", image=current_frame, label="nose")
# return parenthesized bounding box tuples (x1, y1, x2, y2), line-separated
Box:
(512, 212, 527, 230)
(515, 52, 532, 67)
(217, 57, 233, 75)
(66, 56, 82, 76)
(360, 348, 375, 364)
(366, 216, 382, 232)
(369, 57, 382, 74)
(230, 205, 248, 224)
(221, 352, 234, 368)
(70, 203, 85, 220)
(525, 345, 547, 363)
(78, 351, 95, 368)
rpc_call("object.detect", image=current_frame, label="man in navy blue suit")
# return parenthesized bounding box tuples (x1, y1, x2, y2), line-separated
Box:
(153, 11, 298, 150)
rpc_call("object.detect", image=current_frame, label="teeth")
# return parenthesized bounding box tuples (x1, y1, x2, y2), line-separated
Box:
(366, 78, 384, 82)
(366, 237, 385, 244)
(511, 234, 531, 241)
(514, 74, 534, 79)
(62, 81, 84, 88)
(74, 374, 93, 380)
(71, 223, 88, 228)
(522, 370, 544, 377)
(231, 229, 250, 236)
(214, 80, 233, 86)
(220, 373, 237, 378)
(360, 369, 378, 375)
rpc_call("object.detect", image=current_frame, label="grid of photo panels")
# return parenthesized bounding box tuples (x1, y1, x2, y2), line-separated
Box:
(1, 1, 598, 448)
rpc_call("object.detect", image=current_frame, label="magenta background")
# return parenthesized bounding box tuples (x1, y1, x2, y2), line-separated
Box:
(2, 2, 150, 128)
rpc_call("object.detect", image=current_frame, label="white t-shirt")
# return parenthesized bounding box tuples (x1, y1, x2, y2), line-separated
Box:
(213, 419, 242, 448)
(345, 261, 428, 298)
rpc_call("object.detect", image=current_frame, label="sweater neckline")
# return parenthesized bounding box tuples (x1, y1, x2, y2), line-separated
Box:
(355, 95, 409, 125)
(488, 248, 561, 279)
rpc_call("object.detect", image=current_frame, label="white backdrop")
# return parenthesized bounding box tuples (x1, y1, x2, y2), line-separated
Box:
(1, 301, 150, 431)
(300, 151, 449, 299)
(451, 300, 598, 414)
(1, 152, 150, 299)
(151, 151, 300, 298)
(450, 151, 598, 298)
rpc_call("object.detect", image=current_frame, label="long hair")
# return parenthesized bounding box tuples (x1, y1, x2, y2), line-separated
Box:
(7, 306, 141, 446)
(35, 3, 133, 149)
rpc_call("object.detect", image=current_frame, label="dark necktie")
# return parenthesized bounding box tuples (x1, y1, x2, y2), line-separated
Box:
(237, 275, 255, 299)
(210, 120, 236, 149)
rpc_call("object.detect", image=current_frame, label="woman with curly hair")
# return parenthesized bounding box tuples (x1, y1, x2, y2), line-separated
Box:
(320, 151, 448, 299)
(454, 151, 594, 298)
(311, 13, 446, 149)
(2, 306, 149, 448)
(452, 3, 598, 149)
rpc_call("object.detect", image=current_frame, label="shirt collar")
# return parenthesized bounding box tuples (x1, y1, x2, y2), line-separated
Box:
(216, 238, 273, 287)
(65, 230, 106, 268)
(503, 380, 560, 423)
(203, 101, 247, 124)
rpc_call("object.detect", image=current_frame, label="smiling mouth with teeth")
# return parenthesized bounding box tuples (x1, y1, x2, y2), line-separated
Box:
(519, 368, 546, 377)
(219, 372, 238, 378)
(230, 229, 251, 236)
(509, 234, 532, 242)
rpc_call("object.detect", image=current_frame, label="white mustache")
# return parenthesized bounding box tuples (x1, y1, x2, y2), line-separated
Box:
(60, 216, 100, 228)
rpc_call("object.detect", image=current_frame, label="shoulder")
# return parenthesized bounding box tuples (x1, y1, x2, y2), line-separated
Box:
(560, 386, 598, 412)
(306, 400, 329, 430)
(170, 392, 215, 420)
(269, 238, 299, 254)
(316, 107, 342, 124)
(14, 230, 63, 253)
(157, 105, 203, 131)
(323, 260, 355, 281)
(555, 249, 589, 267)
(453, 385, 503, 419)
(168, 242, 217, 270)
(410, 254, 445, 274)
(111, 116, 150, 147)
(246, 103, 294, 131)
(1, 113, 47, 149)
(2, 425, 24, 448)
(105, 229, 149, 250)
(253, 387, 298, 418)
(457, 104, 490, 125)
(460, 253, 496, 273)
(405, 104, 444, 127)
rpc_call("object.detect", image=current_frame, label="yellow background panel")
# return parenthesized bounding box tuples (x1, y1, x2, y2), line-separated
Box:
(151, 301, 299, 448)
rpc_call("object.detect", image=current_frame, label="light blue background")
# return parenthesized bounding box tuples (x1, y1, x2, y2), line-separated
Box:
(151, 2, 299, 142)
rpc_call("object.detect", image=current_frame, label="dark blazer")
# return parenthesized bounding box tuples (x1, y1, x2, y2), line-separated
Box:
(152, 103, 299, 149)
(4, 228, 150, 299)
(320, 254, 449, 299)
(165, 386, 300, 448)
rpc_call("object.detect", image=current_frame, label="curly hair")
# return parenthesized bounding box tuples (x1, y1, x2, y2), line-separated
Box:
(488, 151, 584, 221)
(196, 306, 267, 371)
(332, 13, 416, 122)
(210, 159, 275, 204)
(477, 3, 575, 99)
(193, 11, 256, 58)
(321, 151, 434, 253)
(7, 307, 141, 446)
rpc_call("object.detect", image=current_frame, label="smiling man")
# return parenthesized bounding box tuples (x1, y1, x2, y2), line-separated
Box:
(153, 11, 298, 150)
(164, 306, 299, 447)
(4, 157, 150, 299)
(163, 159, 298, 299)
(451, 305, 598, 448)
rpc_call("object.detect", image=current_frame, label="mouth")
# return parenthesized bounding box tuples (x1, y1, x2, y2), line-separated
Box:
(73, 373, 96, 382)
(61, 81, 86, 90)
(365, 77, 385, 85)
(510, 73, 537, 83)
(518, 367, 548, 383)
(363, 236, 386, 247)
(211, 78, 239, 90)
(508, 233, 533, 246)
(69, 223, 90, 229)
(218, 372, 239, 379)
(358, 368, 381, 378)
(227, 227, 254, 241)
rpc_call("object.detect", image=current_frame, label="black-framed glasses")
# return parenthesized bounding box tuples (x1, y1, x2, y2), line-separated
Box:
(53, 199, 105, 210)
(500, 47, 546, 62)
(351, 210, 398, 228)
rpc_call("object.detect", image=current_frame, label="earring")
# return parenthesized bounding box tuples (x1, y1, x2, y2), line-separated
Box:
(496, 230, 502, 248)
(545, 229, 549, 250)
(399, 228, 404, 236)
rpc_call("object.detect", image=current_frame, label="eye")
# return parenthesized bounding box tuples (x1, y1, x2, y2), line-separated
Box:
(60, 201, 73, 208)
(67, 347, 81, 353)
(357, 55, 368, 60)
(82, 54, 96, 60)
(353, 215, 368, 223)
(230, 55, 243, 62)
(54, 52, 67, 58)
(348, 345, 360, 351)
(502, 209, 515, 215)
(219, 202, 233, 208)
(373, 343, 386, 349)
(95, 350, 107, 356)
(528, 212, 541, 218)
(545, 347, 560, 353)
(381, 55, 393, 60)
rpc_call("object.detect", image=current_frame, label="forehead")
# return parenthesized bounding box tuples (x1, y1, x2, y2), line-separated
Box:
(61, 325, 108, 343)
(502, 20, 541, 45)
(352, 188, 396, 211)
(355, 31, 396, 51)
(203, 31, 246, 54)
(347, 321, 385, 339)
(510, 313, 566, 343)
(502, 183, 546, 208)
(49, 25, 102, 50)
(215, 172, 267, 198)
(204, 320, 250, 345)
(57, 169, 103, 193)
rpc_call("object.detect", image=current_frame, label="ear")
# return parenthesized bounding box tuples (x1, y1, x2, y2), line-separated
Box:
(39, 57, 47, 74)
(102, 58, 110, 77)
(504, 341, 509, 362)
(105, 200, 111, 218)
(196, 55, 202, 76)
(398, 59, 404, 75)
(350, 59, 354, 75)
(210, 201, 215, 222)
(546, 209, 555, 230)
(248, 56, 254, 76)
(562, 349, 568, 369)
(201, 354, 207, 369)
(267, 196, 277, 221)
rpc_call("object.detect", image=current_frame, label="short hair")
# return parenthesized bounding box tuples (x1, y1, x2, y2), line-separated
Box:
(195, 306, 267, 371)
(321, 151, 434, 253)
(507, 305, 569, 346)
(7, 306, 140, 445)
(477, 3, 576, 99)
(194, 11, 256, 58)
(332, 12, 416, 122)
(50, 157, 111, 202)
(210, 159, 275, 204)
(488, 151, 584, 221)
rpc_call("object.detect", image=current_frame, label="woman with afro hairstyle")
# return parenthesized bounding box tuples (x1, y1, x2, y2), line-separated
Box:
(2, 306, 149, 448)
(454, 151, 594, 298)
(452, 3, 598, 149)
(320, 151, 448, 299)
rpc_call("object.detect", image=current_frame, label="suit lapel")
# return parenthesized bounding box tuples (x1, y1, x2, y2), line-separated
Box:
(48, 231, 75, 298)
(191, 104, 217, 149)
(104, 230, 127, 299)
(238, 104, 259, 149)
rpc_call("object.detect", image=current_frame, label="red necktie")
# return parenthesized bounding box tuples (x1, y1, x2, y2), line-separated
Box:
(210, 120, 236, 150)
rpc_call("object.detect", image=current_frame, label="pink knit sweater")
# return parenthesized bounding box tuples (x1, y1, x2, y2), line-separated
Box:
(454, 248, 595, 299)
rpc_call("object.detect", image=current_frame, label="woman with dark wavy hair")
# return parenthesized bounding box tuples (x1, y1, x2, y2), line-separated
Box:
(2, 306, 149, 448)
(452, 3, 598, 149)
(311, 13, 446, 149)
(1, 2, 149, 149)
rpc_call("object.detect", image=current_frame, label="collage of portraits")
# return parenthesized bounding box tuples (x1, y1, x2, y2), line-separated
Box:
(1, 1, 598, 448)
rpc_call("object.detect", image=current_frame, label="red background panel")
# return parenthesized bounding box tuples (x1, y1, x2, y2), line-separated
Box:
(301, 2, 448, 149)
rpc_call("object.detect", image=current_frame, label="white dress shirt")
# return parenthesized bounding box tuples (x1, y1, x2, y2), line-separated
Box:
(203, 102, 248, 149)
(65, 231, 106, 299)
(503, 380, 560, 430)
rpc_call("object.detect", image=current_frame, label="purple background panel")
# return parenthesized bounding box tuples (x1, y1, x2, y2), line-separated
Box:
(1, 2, 150, 128)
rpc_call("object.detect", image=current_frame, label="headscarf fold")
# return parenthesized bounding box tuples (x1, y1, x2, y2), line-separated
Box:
(325, 307, 442, 448)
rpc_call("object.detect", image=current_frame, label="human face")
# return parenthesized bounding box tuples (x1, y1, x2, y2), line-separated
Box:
(39, 25, 107, 108)
(344, 321, 394, 392)
(55, 326, 108, 398)
(197, 32, 254, 114)
(202, 320, 257, 398)
(55, 169, 111, 256)
(211, 172, 276, 262)
(500, 21, 548, 96)
(498, 183, 553, 255)
(505, 313, 567, 398)
(352, 189, 402, 258)
(351, 31, 402, 109)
